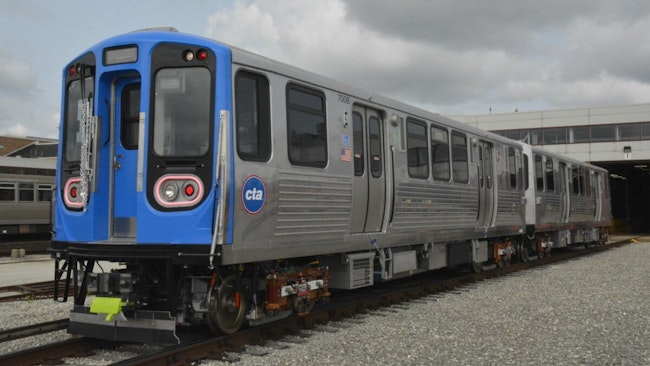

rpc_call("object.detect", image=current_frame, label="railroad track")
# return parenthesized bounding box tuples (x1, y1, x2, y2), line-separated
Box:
(0, 280, 69, 302)
(0, 237, 50, 257)
(0, 238, 635, 365)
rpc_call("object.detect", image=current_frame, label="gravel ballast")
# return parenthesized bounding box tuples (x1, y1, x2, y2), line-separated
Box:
(2, 241, 649, 365)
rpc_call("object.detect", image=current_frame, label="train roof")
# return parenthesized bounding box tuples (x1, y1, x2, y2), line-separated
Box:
(96, 28, 523, 149)
(0, 156, 56, 170)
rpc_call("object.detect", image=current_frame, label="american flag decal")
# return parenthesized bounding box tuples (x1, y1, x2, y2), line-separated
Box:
(340, 148, 352, 162)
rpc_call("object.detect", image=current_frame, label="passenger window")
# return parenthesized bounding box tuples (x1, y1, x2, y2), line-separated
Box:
(120, 83, 140, 150)
(431, 125, 450, 181)
(236, 71, 271, 161)
(0, 183, 16, 201)
(571, 167, 580, 195)
(38, 184, 54, 202)
(451, 132, 468, 183)
(545, 158, 555, 192)
(535, 155, 544, 191)
(507, 147, 517, 189)
(286, 84, 327, 167)
(352, 112, 364, 176)
(369, 116, 382, 178)
(406, 118, 429, 179)
(523, 154, 530, 190)
(19, 183, 34, 202)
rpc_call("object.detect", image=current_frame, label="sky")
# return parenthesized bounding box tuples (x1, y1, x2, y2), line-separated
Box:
(2, 0, 650, 139)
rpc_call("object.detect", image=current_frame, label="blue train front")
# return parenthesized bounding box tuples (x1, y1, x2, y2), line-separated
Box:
(51, 29, 330, 344)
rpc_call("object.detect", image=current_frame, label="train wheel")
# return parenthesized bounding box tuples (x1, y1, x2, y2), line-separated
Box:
(207, 274, 247, 334)
(518, 241, 529, 263)
(471, 261, 483, 273)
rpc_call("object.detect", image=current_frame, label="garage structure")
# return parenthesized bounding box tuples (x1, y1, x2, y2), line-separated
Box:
(453, 103, 650, 233)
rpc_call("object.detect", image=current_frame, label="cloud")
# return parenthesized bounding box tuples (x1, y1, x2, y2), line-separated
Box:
(204, 0, 650, 116)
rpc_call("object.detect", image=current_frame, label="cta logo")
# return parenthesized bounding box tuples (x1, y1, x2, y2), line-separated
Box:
(241, 175, 266, 214)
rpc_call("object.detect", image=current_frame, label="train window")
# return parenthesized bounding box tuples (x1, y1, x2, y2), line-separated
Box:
(286, 84, 327, 168)
(579, 168, 587, 196)
(121, 83, 141, 150)
(406, 118, 429, 179)
(65, 77, 95, 162)
(507, 147, 517, 189)
(571, 167, 580, 195)
(545, 158, 555, 192)
(451, 132, 468, 183)
(152, 67, 211, 157)
(235, 71, 271, 161)
(523, 153, 530, 190)
(431, 125, 450, 181)
(0, 183, 15, 201)
(18, 183, 34, 202)
(535, 155, 544, 191)
(352, 113, 364, 176)
(369, 116, 382, 178)
(38, 184, 53, 202)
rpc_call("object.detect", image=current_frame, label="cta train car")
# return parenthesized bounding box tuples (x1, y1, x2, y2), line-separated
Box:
(0, 156, 55, 236)
(51, 28, 611, 344)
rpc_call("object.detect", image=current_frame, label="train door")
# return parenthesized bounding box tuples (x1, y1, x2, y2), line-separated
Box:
(477, 141, 495, 227)
(110, 79, 141, 239)
(559, 162, 569, 223)
(350, 105, 385, 233)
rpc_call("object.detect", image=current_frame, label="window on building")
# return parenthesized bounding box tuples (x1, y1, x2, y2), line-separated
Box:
(431, 124, 450, 181)
(542, 128, 566, 145)
(568, 126, 589, 143)
(618, 124, 642, 141)
(406, 118, 429, 179)
(590, 125, 616, 142)
(287, 84, 327, 167)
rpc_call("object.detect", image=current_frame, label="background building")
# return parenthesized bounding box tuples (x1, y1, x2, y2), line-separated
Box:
(452, 103, 650, 233)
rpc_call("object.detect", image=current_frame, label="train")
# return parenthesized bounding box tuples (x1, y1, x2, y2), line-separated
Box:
(51, 28, 611, 344)
(0, 156, 55, 236)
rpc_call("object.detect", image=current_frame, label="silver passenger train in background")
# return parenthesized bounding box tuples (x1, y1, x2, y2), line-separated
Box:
(0, 156, 55, 236)
(51, 29, 611, 344)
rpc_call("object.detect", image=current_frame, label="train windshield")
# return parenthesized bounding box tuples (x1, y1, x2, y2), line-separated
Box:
(64, 77, 94, 162)
(152, 67, 211, 157)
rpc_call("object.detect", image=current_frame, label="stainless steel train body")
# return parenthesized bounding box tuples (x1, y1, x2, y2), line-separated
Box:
(0, 156, 55, 235)
(525, 145, 611, 250)
(51, 29, 611, 344)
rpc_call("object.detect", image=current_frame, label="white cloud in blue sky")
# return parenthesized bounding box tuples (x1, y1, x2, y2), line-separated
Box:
(1, 0, 650, 138)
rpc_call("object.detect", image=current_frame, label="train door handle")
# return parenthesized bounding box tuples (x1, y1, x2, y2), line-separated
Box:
(113, 154, 124, 170)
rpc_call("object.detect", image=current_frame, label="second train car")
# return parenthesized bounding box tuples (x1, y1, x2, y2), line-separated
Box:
(51, 28, 611, 343)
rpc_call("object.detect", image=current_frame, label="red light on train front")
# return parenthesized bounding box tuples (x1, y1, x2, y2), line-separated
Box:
(184, 183, 195, 197)
(196, 49, 208, 61)
(69, 65, 77, 76)
(70, 186, 78, 198)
